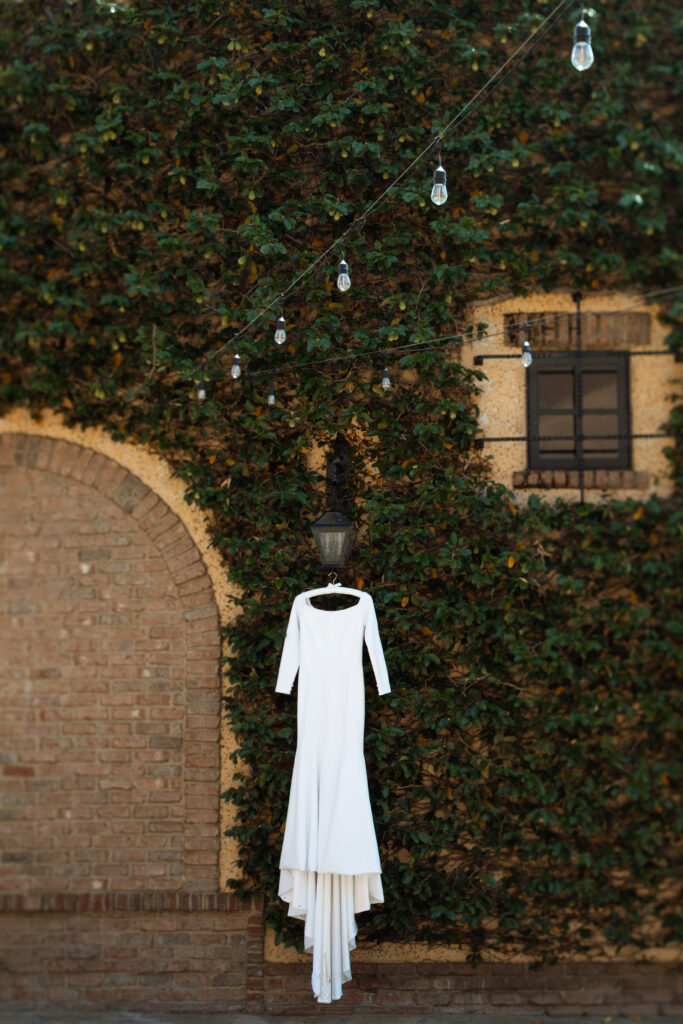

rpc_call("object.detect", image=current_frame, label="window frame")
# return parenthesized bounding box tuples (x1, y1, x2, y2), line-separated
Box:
(526, 351, 631, 471)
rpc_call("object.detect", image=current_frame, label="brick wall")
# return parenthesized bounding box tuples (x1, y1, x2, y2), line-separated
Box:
(0, 433, 221, 894)
(0, 892, 265, 1013)
(0, 432, 263, 1013)
(264, 959, 682, 1016)
(0, 429, 679, 1015)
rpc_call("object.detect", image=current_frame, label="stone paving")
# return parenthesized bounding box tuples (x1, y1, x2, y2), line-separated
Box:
(0, 1010, 680, 1024)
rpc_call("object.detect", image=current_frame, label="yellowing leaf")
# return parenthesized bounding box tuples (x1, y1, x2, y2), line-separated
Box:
(417, 91, 425, 103)
(507, 554, 515, 568)
(633, 506, 644, 520)
(401, 596, 409, 607)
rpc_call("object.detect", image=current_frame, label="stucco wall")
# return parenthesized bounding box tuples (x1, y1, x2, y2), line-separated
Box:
(1, 396, 679, 976)
(462, 291, 677, 505)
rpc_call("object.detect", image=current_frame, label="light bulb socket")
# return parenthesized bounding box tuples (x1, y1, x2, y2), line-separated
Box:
(231, 353, 241, 379)
(337, 259, 349, 275)
(276, 315, 286, 330)
(433, 166, 447, 186)
(573, 20, 591, 43)
(267, 384, 275, 406)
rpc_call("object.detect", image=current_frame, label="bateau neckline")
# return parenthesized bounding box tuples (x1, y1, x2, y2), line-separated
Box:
(303, 594, 364, 612)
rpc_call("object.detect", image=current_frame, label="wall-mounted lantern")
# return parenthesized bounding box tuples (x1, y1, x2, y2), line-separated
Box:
(308, 510, 355, 568)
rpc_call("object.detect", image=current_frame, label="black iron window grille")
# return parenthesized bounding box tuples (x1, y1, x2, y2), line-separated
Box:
(527, 351, 630, 471)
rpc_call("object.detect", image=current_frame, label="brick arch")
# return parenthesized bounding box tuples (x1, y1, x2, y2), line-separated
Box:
(0, 432, 222, 895)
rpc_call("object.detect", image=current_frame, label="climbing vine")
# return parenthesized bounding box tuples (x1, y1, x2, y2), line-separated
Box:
(1, 0, 681, 962)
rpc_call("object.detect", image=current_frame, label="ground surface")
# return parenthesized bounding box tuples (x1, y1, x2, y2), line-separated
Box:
(1, 1010, 681, 1024)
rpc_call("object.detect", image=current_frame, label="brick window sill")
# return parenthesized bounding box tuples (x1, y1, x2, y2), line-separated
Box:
(512, 469, 650, 489)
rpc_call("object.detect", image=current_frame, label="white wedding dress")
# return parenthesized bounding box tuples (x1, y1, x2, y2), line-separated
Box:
(275, 585, 391, 1002)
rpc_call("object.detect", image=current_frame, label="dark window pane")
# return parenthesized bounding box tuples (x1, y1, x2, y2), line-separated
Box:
(582, 371, 618, 410)
(539, 413, 575, 452)
(582, 413, 619, 452)
(539, 371, 573, 410)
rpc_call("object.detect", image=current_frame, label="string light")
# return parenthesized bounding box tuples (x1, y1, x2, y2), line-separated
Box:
(155, 284, 680, 416)
(274, 297, 287, 345)
(571, 9, 594, 70)
(430, 137, 448, 206)
(120, 0, 581, 407)
(337, 250, 351, 292)
(214, 287, 682, 390)
(381, 352, 391, 391)
(231, 353, 241, 379)
(521, 321, 533, 367)
(197, 372, 207, 401)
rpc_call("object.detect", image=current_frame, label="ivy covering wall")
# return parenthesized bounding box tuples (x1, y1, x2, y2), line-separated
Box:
(1, 0, 681, 961)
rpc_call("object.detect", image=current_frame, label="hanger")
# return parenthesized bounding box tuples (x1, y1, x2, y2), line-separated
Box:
(300, 571, 365, 599)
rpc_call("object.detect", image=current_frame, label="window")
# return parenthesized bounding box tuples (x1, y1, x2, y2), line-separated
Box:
(527, 352, 631, 471)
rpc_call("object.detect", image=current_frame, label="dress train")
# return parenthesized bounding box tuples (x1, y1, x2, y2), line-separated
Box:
(278, 868, 384, 1003)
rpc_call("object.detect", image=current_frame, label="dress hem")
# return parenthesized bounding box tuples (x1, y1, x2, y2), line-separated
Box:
(278, 868, 384, 1004)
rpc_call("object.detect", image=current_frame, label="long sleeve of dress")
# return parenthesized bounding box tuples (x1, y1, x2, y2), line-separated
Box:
(275, 597, 300, 694)
(364, 596, 391, 695)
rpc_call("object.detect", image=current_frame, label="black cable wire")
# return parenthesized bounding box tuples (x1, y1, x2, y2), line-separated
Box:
(206, 284, 683, 384)
(358, 0, 576, 227)
(138, 0, 577, 393)
(122, 284, 682, 401)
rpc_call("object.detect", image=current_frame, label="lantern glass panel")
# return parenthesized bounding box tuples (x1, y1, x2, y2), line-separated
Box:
(309, 511, 355, 567)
